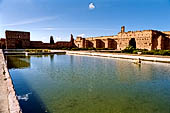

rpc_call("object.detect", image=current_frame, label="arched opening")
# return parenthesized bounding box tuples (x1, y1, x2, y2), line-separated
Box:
(129, 38, 136, 48)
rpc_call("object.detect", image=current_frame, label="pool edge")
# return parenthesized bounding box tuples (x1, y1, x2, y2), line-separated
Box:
(0, 49, 22, 113)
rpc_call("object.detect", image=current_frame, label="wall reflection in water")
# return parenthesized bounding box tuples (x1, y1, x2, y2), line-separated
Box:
(6, 53, 64, 69)
(7, 56, 31, 69)
(7, 54, 170, 113)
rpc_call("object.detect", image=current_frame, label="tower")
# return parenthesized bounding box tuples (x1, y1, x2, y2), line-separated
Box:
(70, 34, 75, 47)
(70, 34, 74, 43)
(50, 36, 54, 44)
(121, 26, 125, 33)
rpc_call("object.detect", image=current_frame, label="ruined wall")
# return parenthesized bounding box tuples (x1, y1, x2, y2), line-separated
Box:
(75, 37, 118, 49)
(116, 38, 130, 50)
(107, 39, 117, 49)
(30, 41, 73, 49)
(30, 41, 43, 49)
(162, 32, 170, 50)
(74, 37, 85, 48)
(74, 29, 155, 50)
(116, 30, 153, 50)
(0, 38, 6, 49)
(55, 41, 72, 48)
(164, 36, 170, 50)
(6, 31, 30, 49)
(163, 31, 170, 35)
(5, 28, 170, 50)
(5, 31, 75, 49)
(85, 40, 93, 48)
(94, 39, 105, 48)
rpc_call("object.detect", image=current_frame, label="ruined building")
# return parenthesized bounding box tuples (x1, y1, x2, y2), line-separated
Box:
(6, 30, 30, 49)
(74, 26, 170, 50)
(1, 30, 76, 49)
(0, 38, 6, 49)
(1, 26, 170, 50)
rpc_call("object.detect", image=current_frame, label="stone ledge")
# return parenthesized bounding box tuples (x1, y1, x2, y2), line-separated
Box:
(66, 51, 170, 63)
(0, 49, 22, 113)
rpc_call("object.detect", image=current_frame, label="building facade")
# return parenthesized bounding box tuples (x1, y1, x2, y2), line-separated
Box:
(6, 30, 30, 49)
(0, 38, 6, 49)
(2, 30, 76, 49)
(74, 26, 170, 50)
(1, 27, 170, 50)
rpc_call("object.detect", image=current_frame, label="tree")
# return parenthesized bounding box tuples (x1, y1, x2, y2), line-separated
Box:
(50, 36, 54, 44)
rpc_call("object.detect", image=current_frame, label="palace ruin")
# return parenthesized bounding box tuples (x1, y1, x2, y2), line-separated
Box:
(1, 26, 170, 50)
(74, 26, 170, 50)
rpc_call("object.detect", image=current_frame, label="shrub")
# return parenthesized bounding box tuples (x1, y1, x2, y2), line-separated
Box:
(71, 48, 80, 50)
(25, 49, 50, 53)
(121, 47, 170, 56)
(122, 46, 135, 53)
(87, 48, 96, 50)
(132, 50, 139, 54)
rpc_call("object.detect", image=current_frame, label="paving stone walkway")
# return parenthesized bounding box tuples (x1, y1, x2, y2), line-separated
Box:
(0, 51, 9, 113)
(0, 50, 21, 113)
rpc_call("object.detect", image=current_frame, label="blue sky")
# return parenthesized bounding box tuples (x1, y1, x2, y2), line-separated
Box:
(0, 0, 170, 42)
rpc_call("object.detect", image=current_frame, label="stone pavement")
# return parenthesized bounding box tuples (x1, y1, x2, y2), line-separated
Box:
(0, 50, 9, 113)
(0, 49, 21, 113)
(66, 51, 170, 63)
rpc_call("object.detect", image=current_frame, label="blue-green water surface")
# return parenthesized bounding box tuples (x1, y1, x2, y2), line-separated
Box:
(7, 54, 170, 113)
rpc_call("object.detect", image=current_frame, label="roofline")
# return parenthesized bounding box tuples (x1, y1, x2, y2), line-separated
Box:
(5, 30, 30, 33)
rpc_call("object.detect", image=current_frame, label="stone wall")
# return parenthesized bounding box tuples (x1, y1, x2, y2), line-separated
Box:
(30, 41, 74, 49)
(164, 36, 170, 50)
(74, 37, 85, 48)
(6, 31, 30, 49)
(55, 41, 72, 48)
(0, 49, 22, 113)
(4, 31, 76, 49)
(74, 26, 170, 50)
(30, 41, 43, 49)
(0, 38, 6, 49)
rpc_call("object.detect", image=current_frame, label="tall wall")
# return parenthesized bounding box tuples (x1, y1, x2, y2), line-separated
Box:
(74, 26, 170, 50)
(74, 37, 85, 48)
(3, 28, 170, 50)
(5, 31, 76, 49)
(75, 30, 154, 50)
(0, 38, 6, 49)
(6, 31, 30, 49)
(30, 41, 43, 49)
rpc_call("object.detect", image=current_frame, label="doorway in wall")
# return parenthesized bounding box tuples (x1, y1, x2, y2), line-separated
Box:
(129, 38, 136, 48)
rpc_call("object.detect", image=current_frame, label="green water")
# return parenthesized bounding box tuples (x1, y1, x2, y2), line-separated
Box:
(7, 54, 170, 113)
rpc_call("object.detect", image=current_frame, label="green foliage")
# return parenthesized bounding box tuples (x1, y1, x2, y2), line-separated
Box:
(70, 48, 96, 51)
(87, 48, 96, 50)
(71, 48, 81, 50)
(25, 49, 50, 53)
(96, 48, 109, 50)
(122, 46, 170, 56)
(122, 46, 135, 53)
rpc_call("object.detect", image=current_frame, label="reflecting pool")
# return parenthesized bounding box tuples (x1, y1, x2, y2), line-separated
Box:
(7, 54, 170, 113)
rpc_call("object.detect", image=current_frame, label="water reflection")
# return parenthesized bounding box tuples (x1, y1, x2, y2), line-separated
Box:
(7, 56, 31, 69)
(50, 55, 54, 62)
(7, 55, 170, 113)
